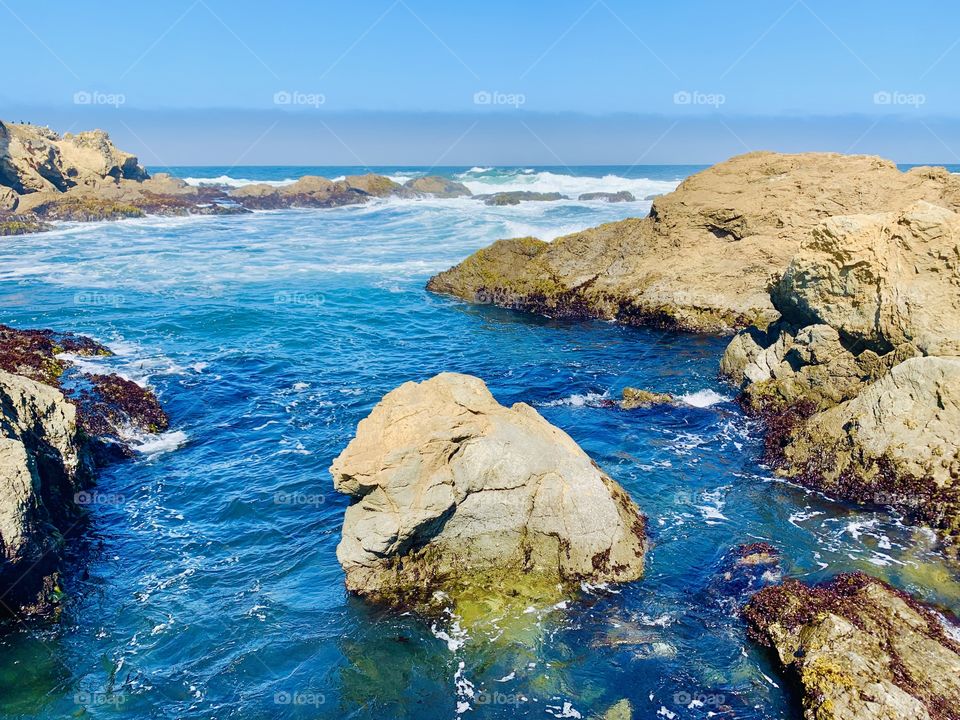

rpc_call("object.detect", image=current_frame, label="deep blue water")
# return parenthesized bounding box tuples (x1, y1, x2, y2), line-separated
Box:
(0, 167, 957, 719)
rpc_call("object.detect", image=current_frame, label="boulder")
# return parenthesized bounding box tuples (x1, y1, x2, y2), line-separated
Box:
(344, 173, 412, 198)
(0, 370, 87, 615)
(330, 373, 647, 606)
(0, 186, 18, 212)
(404, 175, 472, 198)
(428, 152, 960, 334)
(620, 387, 673, 409)
(578, 191, 635, 202)
(477, 191, 566, 206)
(230, 176, 370, 209)
(743, 572, 960, 720)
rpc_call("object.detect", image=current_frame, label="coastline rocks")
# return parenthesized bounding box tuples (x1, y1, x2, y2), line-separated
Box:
(404, 175, 472, 198)
(344, 173, 412, 198)
(722, 203, 960, 550)
(330, 372, 647, 606)
(229, 176, 368, 209)
(0, 370, 88, 615)
(427, 152, 960, 334)
(620, 387, 673, 409)
(477, 191, 566, 206)
(578, 191, 635, 202)
(743, 572, 960, 720)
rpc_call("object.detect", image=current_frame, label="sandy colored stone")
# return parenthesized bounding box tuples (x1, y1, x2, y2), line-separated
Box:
(330, 373, 647, 605)
(744, 573, 960, 720)
(620, 387, 673, 409)
(428, 152, 960, 334)
(404, 175, 472, 197)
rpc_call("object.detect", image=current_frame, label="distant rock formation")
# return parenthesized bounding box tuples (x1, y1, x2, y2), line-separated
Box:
(578, 191, 635, 202)
(743, 572, 960, 720)
(330, 373, 647, 607)
(428, 152, 960, 334)
(403, 175, 472, 198)
(476, 191, 566, 205)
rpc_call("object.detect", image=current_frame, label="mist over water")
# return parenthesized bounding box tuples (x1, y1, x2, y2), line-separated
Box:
(0, 166, 956, 719)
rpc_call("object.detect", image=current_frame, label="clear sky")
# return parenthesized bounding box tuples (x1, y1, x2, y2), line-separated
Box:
(3, 0, 960, 164)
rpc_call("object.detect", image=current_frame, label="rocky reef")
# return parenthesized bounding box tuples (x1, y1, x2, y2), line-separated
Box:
(0, 324, 168, 616)
(722, 201, 960, 553)
(330, 373, 647, 611)
(743, 572, 960, 720)
(428, 152, 960, 334)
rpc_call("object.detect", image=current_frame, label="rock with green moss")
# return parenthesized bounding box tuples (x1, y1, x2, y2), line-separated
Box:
(330, 373, 647, 610)
(620, 388, 673, 409)
(743, 572, 960, 720)
(30, 196, 145, 222)
(428, 152, 960, 334)
(0, 214, 50, 235)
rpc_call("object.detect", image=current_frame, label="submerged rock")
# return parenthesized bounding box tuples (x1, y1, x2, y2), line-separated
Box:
(722, 202, 960, 552)
(330, 373, 647, 607)
(476, 191, 566, 206)
(743, 572, 960, 720)
(428, 152, 960, 334)
(578, 191, 635, 202)
(620, 387, 673, 409)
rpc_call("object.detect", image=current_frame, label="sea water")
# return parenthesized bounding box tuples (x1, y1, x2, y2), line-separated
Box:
(0, 166, 957, 719)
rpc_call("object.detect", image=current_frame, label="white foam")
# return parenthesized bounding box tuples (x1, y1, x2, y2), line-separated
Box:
(456, 169, 679, 199)
(132, 430, 188, 456)
(538, 392, 610, 408)
(181, 175, 299, 188)
(679, 389, 730, 408)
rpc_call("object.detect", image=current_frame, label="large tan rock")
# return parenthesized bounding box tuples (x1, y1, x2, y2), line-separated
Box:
(428, 152, 960, 334)
(775, 201, 960, 357)
(330, 373, 647, 606)
(0, 121, 146, 194)
(404, 175, 471, 198)
(0, 370, 86, 614)
(744, 573, 960, 720)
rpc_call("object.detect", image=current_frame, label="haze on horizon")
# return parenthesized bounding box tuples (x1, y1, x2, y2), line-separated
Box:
(3, 0, 960, 165)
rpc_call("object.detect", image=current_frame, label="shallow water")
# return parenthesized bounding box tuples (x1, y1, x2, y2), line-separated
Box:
(0, 167, 957, 719)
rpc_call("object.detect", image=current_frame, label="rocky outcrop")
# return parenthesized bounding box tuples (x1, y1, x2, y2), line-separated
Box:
(404, 175, 472, 198)
(722, 202, 960, 551)
(0, 370, 88, 616)
(0, 324, 171, 615)
(743, 572, 960, 720)
(428, 152, 960, 334)
(476, 191, 566, 206)
(330, 373, 647, 607)
(620, 387, 673, 409)
(228, 176, 369, 209)
(578, 191, 635, 202)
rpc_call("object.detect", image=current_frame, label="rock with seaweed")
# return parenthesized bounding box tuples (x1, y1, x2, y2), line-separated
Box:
(743, 572, 960, 720)
(330, 372, 647, 612)
(428, 152, 960, 334)
(0, 324, 171, 615)
(475, 191, 567, 206)
(722, 202, 960, 553)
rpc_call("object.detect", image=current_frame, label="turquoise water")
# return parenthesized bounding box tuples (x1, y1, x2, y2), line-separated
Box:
(0, 167, 957, 719)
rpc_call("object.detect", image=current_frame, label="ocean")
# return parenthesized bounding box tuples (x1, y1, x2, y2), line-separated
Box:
(0, 165, 957, 719)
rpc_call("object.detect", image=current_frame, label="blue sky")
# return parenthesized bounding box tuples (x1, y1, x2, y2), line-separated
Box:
(3, 0, 960, 164)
